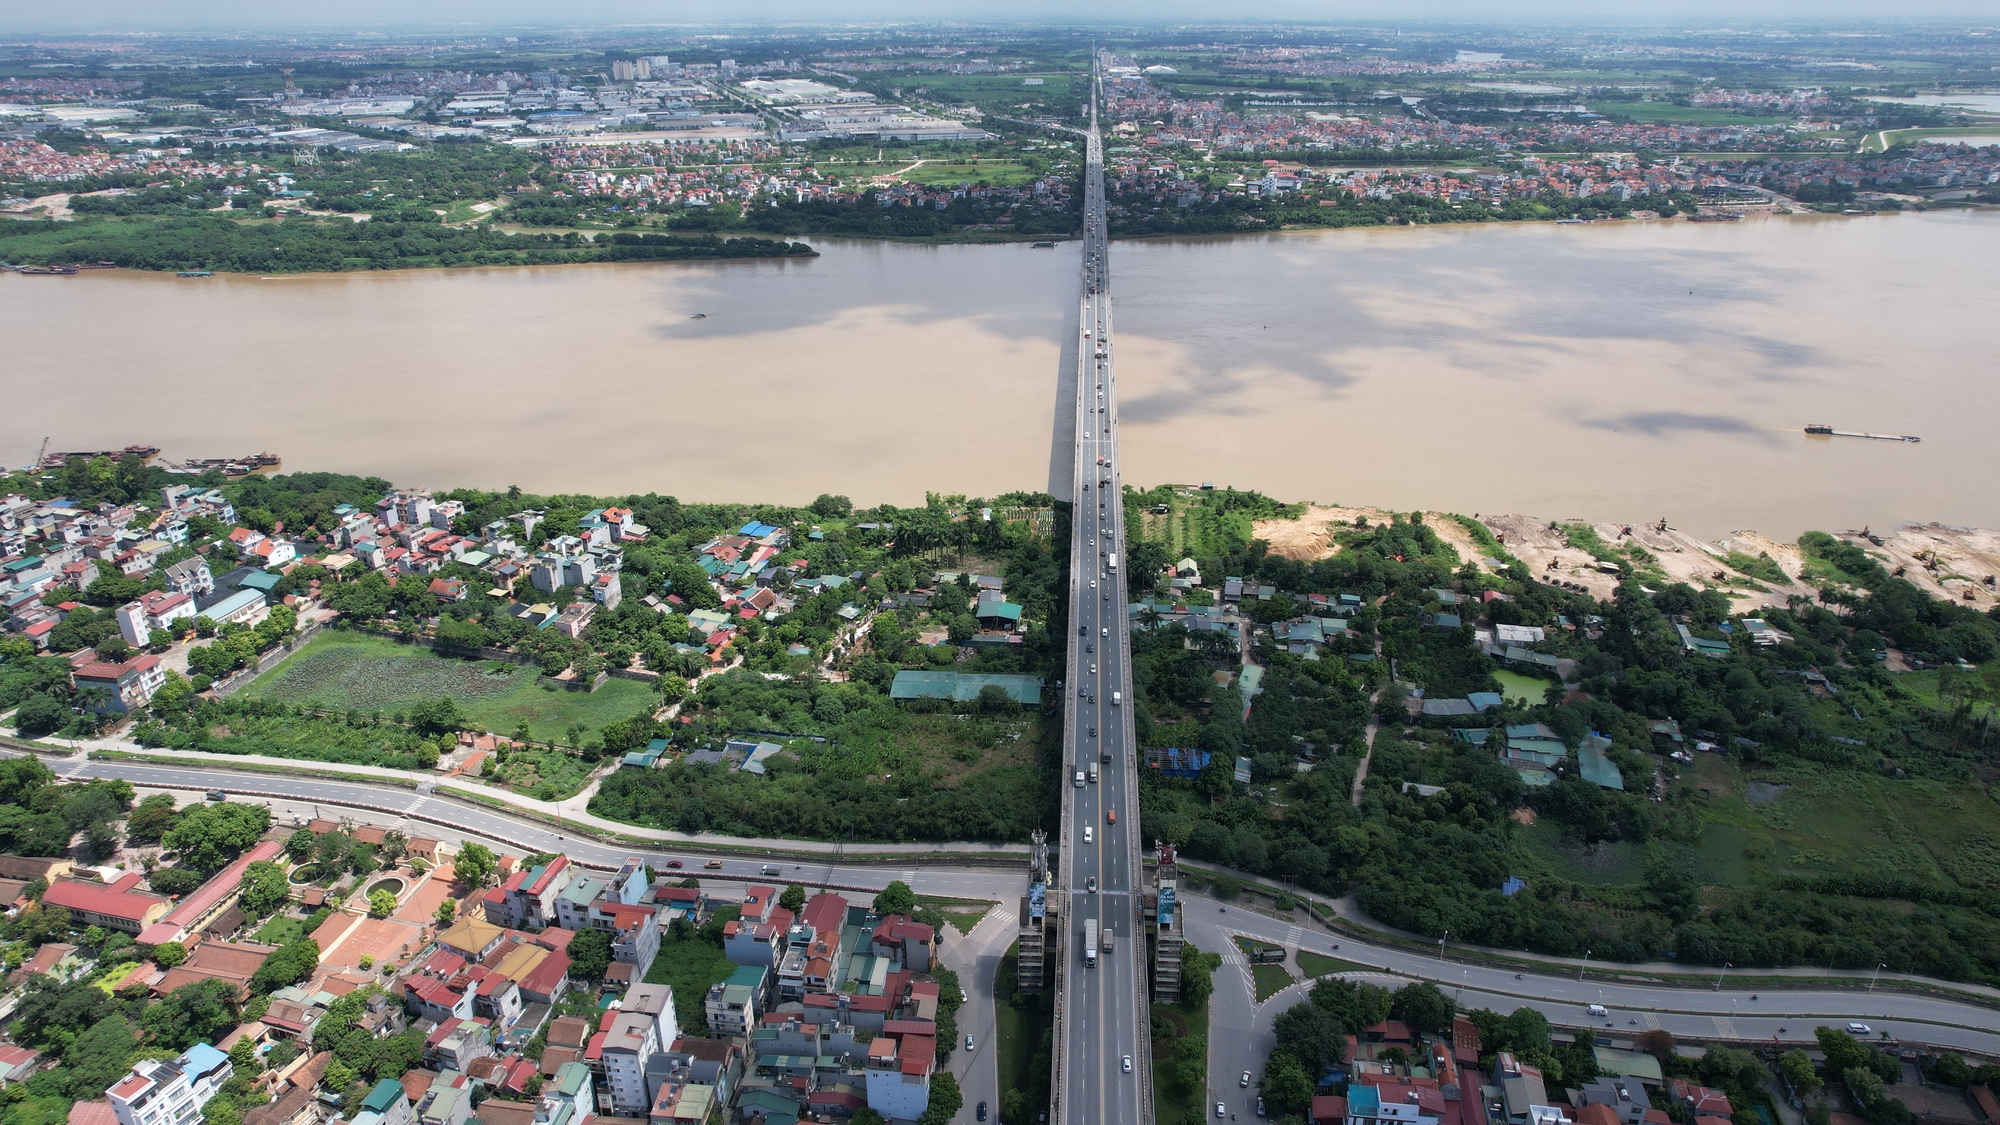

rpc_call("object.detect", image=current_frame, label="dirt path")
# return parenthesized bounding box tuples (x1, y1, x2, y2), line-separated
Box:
(873, 157, 929, 185)
(1349, 694, 1383, 807)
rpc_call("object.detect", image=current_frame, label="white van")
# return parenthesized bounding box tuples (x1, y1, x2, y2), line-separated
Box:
(1073, 771, 1085, 788)
(1112, 692, 1122, 706)
(1587, 1004, 1608, 1018)
(1087, 763, 1099, 783)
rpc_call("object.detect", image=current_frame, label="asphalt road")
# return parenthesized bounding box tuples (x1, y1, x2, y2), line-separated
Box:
(1186, 893, 2000, 1118)
(53, 757, 1025, 902)
(1054, 67, 1150, 1125)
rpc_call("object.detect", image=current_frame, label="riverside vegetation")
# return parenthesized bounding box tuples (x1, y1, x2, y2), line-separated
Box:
(6, 454, 1999, 979)
(1121, 486, 2000, 984)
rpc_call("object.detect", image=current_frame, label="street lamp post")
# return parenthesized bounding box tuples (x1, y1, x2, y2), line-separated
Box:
(1579, 949, 1590, 982)
(1870, 963, 1886, 991)
(1440, 931, 1449, 962)
(1716, 962, 1732, 990)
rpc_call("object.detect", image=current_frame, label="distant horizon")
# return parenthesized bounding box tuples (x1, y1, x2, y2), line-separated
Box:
(4, 4, 2000, 37)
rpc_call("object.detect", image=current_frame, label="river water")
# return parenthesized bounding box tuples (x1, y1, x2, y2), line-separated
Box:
(5, 210, 1997, 539)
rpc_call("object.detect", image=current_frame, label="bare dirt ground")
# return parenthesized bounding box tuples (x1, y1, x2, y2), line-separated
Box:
(1848, 523, 2000, 608)
(1253, 505, 1483, 564)
(1252, 506, 2000, 612)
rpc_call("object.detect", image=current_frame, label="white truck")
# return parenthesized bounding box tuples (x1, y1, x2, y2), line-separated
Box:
(1083, 919, 1099, 966)
(1107, 553, 1117, 571)
(1112, 691, 1122, 706)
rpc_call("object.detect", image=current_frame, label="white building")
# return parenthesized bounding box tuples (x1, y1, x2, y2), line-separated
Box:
(599, 1010, 661, 1115)
(108, 1043, 231, 1125)
(115, 590, 195, 645)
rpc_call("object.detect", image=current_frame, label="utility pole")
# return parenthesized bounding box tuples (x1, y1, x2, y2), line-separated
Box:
(1579, 949, 1590, 982)
(1716, 961, 1732, 990)
(1870, 963, 1886, 991)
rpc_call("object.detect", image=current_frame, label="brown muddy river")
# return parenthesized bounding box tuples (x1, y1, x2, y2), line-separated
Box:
(4, 210, 1996, 538)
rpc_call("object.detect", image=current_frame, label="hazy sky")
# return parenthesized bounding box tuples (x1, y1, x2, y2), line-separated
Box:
(4, 0, 1996, 34)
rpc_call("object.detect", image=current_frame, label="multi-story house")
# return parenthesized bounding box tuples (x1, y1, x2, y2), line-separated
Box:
(863, 1030, 933, 1124)
(69, 655, 167, 715)
(162, 557, 214, 598)
(115, 590, 195, 646)
(597, 1010, 661, 1115)
(483, 856, 573, 930)
(108, 1044, 232, 1125)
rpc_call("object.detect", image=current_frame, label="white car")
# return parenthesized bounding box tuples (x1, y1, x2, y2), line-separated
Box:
(1848, 1023, 1874, 1035)
(1240, 1071, 1252, 1087)
(966, 1035, 975, 1051)
(1084, 826, 1093, 844)
(1122, 1055, 1133, 1073)
(1216, 1104, 1226, 1119)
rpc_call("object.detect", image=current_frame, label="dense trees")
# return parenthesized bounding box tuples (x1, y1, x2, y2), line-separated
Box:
(0, 214, 814, 274)
(161, 802, 271, 872)
(1126, 504, 2000, 982)
(567, 929, 612, 981)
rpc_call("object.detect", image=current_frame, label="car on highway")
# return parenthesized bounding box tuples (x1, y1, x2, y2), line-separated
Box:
(1258, 1098, 1267, 1117)
(966, 1035, 975, 1051)
(665, 860, 683, 869)
(1074, 771, 1085, 788)
(1087, 876, 1097, 893)
(977, 1102, 987, 1120)
(1123, 1056, 1133, 1073)
(207, 790, 227, 801)
(1089, 726, 1097, 737)
(1216, 1103, 1226, 1118)
(704, 859, 723, 869)
(1084, 826, 1093, 844)
(1848, 1023, 1873, 1035)
(1241, 1071, 1252, 1087)
(1107, 808, 1116, 824)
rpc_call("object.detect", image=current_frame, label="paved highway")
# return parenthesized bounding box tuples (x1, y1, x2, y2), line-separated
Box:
(1054, 61, 1151, 1125)
(48, 756, 1025, 902)
(1187, 896, 2000, 1117)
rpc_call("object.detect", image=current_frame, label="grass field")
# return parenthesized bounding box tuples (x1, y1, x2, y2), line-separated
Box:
(1707, 761, 2000, 888)
(1296, 950, 1369, 978)
(1515, 817, 1647, 885)
(942, 904, 994, 935)
(645, 903, 740, 1033)
(1234, 935, 1297, 1000)
(253, 916, 306, 946)
(912, 72, 1079, 112)
(245, 633, 658, 742)
(1587, 101, 1793, 127)
(1869, 127, 2000, 152)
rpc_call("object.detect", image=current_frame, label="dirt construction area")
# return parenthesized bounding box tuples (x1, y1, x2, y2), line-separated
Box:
(1253, 506, 1484, 564)
(1251, 505, 2000, 612)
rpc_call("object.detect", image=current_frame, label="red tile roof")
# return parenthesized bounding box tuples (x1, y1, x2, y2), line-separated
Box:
(42, 872, 167, 922)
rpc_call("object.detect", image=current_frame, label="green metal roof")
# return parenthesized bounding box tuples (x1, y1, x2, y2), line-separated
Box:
(889, 671, 1042, 705)
(361, 1079, 404, 1114)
